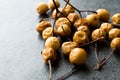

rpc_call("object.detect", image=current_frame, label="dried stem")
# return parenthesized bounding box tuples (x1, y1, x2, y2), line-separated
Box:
(94, 58, 106, 70)
(48, 60, 52, 80)
(107, 21, 120, 28)
(61, 26, 72, 41)
(63, 0, 82, 17)
(79, 10, 97, 13)
(79, 37, 104, 47)
(52, 0, 59, 36)
(110, 23, 120, 28)
(95, 42, 100, 63)
(39, 18, 44, 23)
(63, 0, 70, 10)
(39, 17, 53, 23)
(63, 0, 97, 17)
(94, 50, 114, 70)
(53, 0, 75, 28)
(100, 50, 114, 67)
(56, 66, 76, 80)
(52, 18, 56, 36)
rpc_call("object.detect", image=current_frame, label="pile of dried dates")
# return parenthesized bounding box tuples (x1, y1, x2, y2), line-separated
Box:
(35, 0, 120, 80)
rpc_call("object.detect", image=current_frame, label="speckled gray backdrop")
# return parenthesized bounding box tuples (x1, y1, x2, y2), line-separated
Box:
(0, 0, 120, 80)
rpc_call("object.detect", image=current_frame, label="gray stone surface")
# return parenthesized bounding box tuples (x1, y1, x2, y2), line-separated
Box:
(0, 0, 120, 80)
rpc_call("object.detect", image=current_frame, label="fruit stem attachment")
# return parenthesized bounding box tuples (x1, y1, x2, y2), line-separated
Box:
(48, 60, 52, 80)
(79, 37, 104, 47)
(63, 0, 97, 18)
(63, 0, 70, 10)
(61, 26, 72, 41)
(79, 10, 97, 13)
(108, 22, 120, 28)
(52, 0, 75, 28)
(56, 66, 76, 80)
(63, 0, 82, 17)
(39, 17, 53, 23)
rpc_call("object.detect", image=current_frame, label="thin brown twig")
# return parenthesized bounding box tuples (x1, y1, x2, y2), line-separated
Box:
(63, 0, 82, 17)
(48, 60, 52, 80)
(39, 17, 53, 23)
(94, 50, 114, 70)
(52, 0, 59, 36)
(52, 18, 56, 36)
(107, 21, 120, 28)
(61, 26, 71, 41)
(63, 0, 97, 18)
(79, 37, 104, 47)
(62, 0, 70, 10)
(39, 18, 44, 23)
(94, 58, 106, 70)
(56, 66, 76, 80)
(99, 50, 114, 66)
(79, 10, 97, 13)
(95, 42, 100, 63)
(53, 0, 75, 28)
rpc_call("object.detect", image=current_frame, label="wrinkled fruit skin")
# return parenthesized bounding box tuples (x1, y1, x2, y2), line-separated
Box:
(108, 28, 120, 40)
(73, 31, 89, 44)
(92, 29, 106, 41)
(112, 13, 120, 24)
(55, 17, 71, 28)
(62, 41, 78, 56)
(74, 18, 89, 28)
(62, 4, 75, 16)
(45, 37, 60, 51)
(69, 48, 87, 65)
(52, 8, 63, 19)
(42, 27, 57, 40)
(36, 21, 51, 33)
(67, 13, 79, 24)
(100, 23, 113, 35)
(56, 24, 71, 37)
(42, 48, 57, 63)
(110, 37, 120, 50)
(77, 25, 90, 36)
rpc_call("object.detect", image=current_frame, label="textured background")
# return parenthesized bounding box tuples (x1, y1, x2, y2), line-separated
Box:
(0, 0, 120, 80)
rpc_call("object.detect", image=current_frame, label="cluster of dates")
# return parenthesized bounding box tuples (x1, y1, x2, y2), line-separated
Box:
(35, 0, 120, 80)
